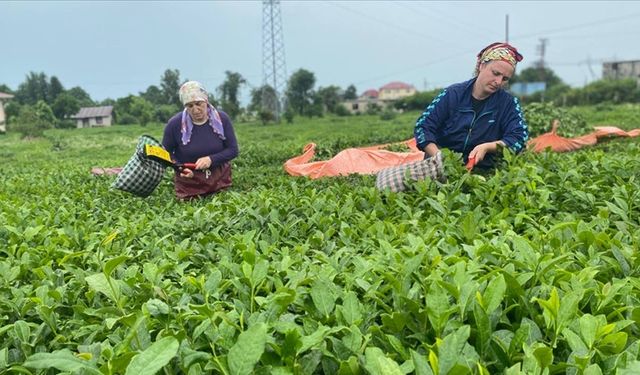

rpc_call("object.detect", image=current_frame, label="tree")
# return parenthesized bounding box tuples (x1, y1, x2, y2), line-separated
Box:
(15, 72, 49, 105)
(140, 85, 165, 105)
(4, 101, 21, 124)
(248, 84, 277, 114)
(343, 84, 357, 100)
(115, 95, 154, 125)
(10, 100, 55, 138)
(285, 69, 316, 117)
(129, 96, 155, 126)
(217, 71, 246, 119)
(512, 67, 563, 88)
(316, 85, 342, 114)
(0, 84, 13, 94)
(52, 93, 80, 121)
(66, 86, 94, 107)
(49, 76, 65, 103)
(160, 69, 182, 107)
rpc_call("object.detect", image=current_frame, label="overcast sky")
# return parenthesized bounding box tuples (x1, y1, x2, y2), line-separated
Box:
(2, 1, 639, 104)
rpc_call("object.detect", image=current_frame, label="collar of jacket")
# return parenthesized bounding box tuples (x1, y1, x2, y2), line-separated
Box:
(459, 77, 504, 111)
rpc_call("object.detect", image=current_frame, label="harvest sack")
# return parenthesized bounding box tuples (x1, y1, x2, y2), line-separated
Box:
(375, 152, 446, 192)
(174, 162, 232, 200)
(112, 135, 166, 197)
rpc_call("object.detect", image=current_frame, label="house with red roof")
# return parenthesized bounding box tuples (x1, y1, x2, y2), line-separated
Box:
(378, 81, 417, 101)
(342, 82, 416, 114)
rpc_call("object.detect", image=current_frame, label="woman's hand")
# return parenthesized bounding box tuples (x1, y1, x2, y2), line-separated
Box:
(195, 156, 212, 170)
(180, 168, 194, 178)
(179, 157, 212, 178)
(469, 141, 505, 162)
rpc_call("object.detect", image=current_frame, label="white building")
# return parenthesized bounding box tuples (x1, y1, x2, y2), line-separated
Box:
(0, 92, 13, 133)
(72, 106, 114, 128)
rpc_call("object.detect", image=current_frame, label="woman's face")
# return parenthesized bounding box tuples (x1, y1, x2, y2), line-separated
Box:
(475, 60, 515, 99)
(185, 100, 208, 123)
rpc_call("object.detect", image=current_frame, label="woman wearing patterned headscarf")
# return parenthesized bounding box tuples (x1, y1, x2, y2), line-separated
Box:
(162, 81, 239, 199)
(414, 42, 528, 170)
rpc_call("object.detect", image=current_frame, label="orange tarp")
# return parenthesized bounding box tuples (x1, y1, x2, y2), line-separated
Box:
(284, 139, 424, 179)
(284, 124, 640, 179)
(529, 122, 640, 153)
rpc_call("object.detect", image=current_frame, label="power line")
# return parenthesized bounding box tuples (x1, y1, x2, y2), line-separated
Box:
(393, 1, 497, 39)
(323, 0, 443, 43)
(512, 11, 640, 41)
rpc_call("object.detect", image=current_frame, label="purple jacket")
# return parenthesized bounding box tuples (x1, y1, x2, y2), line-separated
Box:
(162, 110, 239, 167)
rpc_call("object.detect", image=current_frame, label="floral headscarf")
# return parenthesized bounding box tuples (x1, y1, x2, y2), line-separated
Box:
(475, 42, 523, 75)
(178, 81, 225, 145)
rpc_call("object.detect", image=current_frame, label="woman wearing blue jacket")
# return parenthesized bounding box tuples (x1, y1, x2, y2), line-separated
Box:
(414, 42, 529, 169)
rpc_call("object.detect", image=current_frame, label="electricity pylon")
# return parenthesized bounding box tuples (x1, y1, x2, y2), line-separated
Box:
(262, 0, 287, 121)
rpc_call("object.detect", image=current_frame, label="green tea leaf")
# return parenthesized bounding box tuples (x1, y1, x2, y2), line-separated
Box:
(228, 323, 267, 375)
(124, 336, 179, 375)
(364, 347, 403, 375)
(438, 325, 470, 375)
(483, 274, 506, 314)
(13, 320, 30, 343)
(310, 279, 335, 318)
(104, 255, 129, 277)
(85, 273, 118, 302)
(410, 350, 434, 375)
(340, 292, 362, 326)
(24, 349, 102, 375)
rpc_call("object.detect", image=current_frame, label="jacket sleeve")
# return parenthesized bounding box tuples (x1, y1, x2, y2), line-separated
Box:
(500, 96, 529, 154)
(209, 111, 239, 166)
(414, 88, 449, 151)
(162, 116, 179, 155)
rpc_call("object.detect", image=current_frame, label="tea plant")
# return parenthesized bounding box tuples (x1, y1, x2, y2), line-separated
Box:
(0, 107, 639, 374)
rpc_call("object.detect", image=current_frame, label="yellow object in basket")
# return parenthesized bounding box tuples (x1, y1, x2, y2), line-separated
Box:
(144, 144, 172, 164)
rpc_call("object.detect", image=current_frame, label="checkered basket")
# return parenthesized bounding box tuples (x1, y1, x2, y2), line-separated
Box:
(375, 151, 446, 192)
(112, 135, 167, 197)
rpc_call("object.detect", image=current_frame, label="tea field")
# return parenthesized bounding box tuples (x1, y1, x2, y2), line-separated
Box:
(0, 107, 639, 374)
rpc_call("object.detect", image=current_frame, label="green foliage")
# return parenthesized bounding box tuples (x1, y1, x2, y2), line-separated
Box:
(343, 84, 358, 100)
(569, 103, 640, 128)
(248, 84, 278, 115)
(512, 66, 564, 87)
(283, 108, 294, 124)
(524, 102, 588, 137)
(9, 100, 56, 138)
(0, 107, 639, 374)
(160, 68, 182, 108)
(52, 92, 80, 121)
(334, 104, 351, 117)
(394, 88, 443, 111)
(316, 85, 342, 114)
(258, 110, 275, 125)
(140, 84, 165, 105)
(66, 86, 95, 107)
(366, 102, 382, 115)
(3, 100, 21, 124)
(562, 78, 640, 106)
(218, 71, 247, 120)
(379, 109, 397, 121)
(14, 71, 51, 105)
(154, 104, 180, 124)
(285, 68, 316, 116)
(115, 95, 155, 125)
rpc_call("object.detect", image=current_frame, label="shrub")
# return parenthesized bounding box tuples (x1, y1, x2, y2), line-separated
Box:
(10, 101, 55, 138)
(379, 109, 397, 121)
(524, 102, 587, 138)
(258, 110, 275, 125)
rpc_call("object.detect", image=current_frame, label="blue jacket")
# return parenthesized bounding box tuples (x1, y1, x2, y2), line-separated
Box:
(414, 78, 528, 167)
